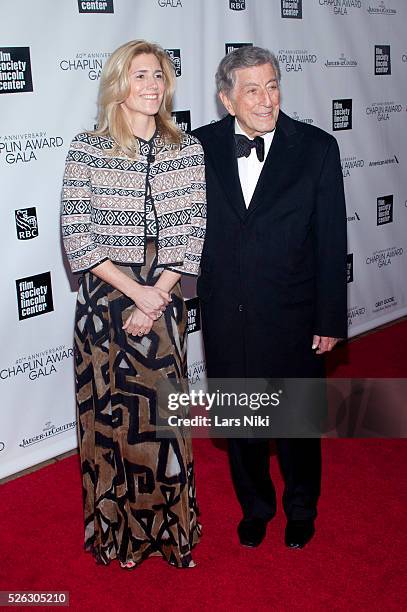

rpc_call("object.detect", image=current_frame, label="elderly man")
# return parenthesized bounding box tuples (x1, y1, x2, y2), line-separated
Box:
(193, 47, 347, 549)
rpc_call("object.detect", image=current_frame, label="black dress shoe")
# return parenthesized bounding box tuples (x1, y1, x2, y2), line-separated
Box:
(285, 519, 315, 549)
(238, 518, 268, 547)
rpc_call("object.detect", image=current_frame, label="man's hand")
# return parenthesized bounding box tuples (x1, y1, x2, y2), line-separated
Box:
(312, 335, 340, 355)
(123, 307, 154, 337)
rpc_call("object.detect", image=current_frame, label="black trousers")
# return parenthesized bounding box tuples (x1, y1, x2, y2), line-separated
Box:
(228, 438, 321, 522)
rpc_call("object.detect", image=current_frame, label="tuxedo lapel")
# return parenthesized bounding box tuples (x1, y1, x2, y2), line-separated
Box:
(246, 111, 303, 218)
(205, 115, 247, 219)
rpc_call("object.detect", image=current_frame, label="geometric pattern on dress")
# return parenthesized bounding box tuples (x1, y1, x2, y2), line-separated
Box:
(74, 240, 200, 568)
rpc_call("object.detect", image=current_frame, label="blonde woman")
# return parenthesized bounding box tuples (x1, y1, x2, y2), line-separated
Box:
(61, 40, 206, 569)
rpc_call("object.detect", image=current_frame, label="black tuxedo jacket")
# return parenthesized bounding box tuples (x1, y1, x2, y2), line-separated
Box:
(193, 111, 347, 379)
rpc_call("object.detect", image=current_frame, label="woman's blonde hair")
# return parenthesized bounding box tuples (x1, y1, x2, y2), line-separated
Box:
(93, 39, 181, 156)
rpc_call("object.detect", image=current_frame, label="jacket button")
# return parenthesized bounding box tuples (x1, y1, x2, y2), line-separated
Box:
(238, 304, 244, 312)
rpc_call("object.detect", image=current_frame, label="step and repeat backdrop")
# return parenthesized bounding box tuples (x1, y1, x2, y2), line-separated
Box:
(1, 0, 407, 478)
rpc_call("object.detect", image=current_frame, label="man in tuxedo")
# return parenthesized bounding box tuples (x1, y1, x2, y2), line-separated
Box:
(193, 46, 347, 549)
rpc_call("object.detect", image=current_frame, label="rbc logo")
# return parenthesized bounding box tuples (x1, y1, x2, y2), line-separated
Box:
(229, 0, 246, 10)
(15, 207, 39, 240)
(165, 49, 181, 77)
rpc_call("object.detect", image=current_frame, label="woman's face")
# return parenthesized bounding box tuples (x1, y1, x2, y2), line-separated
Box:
(121, 53, 165, 121)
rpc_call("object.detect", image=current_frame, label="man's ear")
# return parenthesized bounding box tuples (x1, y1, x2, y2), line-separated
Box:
(219, 91, 235, 116)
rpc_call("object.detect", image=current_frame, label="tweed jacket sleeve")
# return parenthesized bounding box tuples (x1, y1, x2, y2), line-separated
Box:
(61, 134, 107, 273)
(166, 137, 207, 276)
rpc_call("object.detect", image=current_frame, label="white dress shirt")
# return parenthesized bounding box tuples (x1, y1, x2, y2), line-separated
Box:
(235, 119, 275, 208)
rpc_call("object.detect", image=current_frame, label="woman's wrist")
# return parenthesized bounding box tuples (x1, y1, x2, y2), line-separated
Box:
(127, 281, 142, 303)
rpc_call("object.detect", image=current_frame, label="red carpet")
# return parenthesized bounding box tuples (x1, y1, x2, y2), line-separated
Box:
(1, 320, 407, 611)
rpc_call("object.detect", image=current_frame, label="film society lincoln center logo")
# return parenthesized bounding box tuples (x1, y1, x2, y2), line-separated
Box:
(186, 298, 201, 334)
(16, 272, 54, 321)
(15, 207, 38, 240)
(377, 195, 393, 225)
(77, 0, 114, 12)
(225, 43, 253, 55)
(281, 0, 302, 18)
(347, 254, 354, 283)
(333, 99, 352, 131)
(172, 110, 191, 132)
(375, 45, 391, 75)
(0, 47, 33, 94)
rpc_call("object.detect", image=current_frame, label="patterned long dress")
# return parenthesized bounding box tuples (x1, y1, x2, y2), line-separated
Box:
(74, 157, 201, 567)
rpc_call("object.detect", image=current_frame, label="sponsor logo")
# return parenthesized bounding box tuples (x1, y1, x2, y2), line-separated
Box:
(0, 345, 73, 382)
(367, 1, 396, 15)
(348, 305, 366, 326)
(333, 99, 352, 131)
(318, 0, 362, 16)
(341, 155, 364, 178)
(15, 272, 54, 321)
(225, 43, 253, 55)
(59, 52, 110, 80)
(375, 45, 391, 75)
(15, 207, 39, 240)
(165, 49, 181, 77)
(347, 211, 361, 222)
(19, 420, 77, 449)
(366, 246, 403, 268)
(325, 53, 357, 68)
(0, 131, 64, 164)
(281, 0, 302, 18)
(373, 295, 397, 313)
(369, 154, 399, 167)
(291, 111, 314, 125)
(186, 297, 201, 334)
(158, 0, 182, 6)
(77, 0, 114, 12)
(0, 47, 33, 94)
(347, 254, 354, 283)
(278, 49, 317, 73)
(365, 101, 402, 122)
(172, 110, 191, 132)
(377, 195, 393, 225)
(229, 0, 246, 9)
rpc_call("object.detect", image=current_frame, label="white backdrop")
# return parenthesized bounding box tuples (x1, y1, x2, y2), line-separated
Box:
(1, 0, 407, 478)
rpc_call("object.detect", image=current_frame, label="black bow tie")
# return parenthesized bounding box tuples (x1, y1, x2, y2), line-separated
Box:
(235, 133, 265, 162)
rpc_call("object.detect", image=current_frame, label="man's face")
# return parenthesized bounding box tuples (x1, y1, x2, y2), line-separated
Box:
(219, 62, 280, 138)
